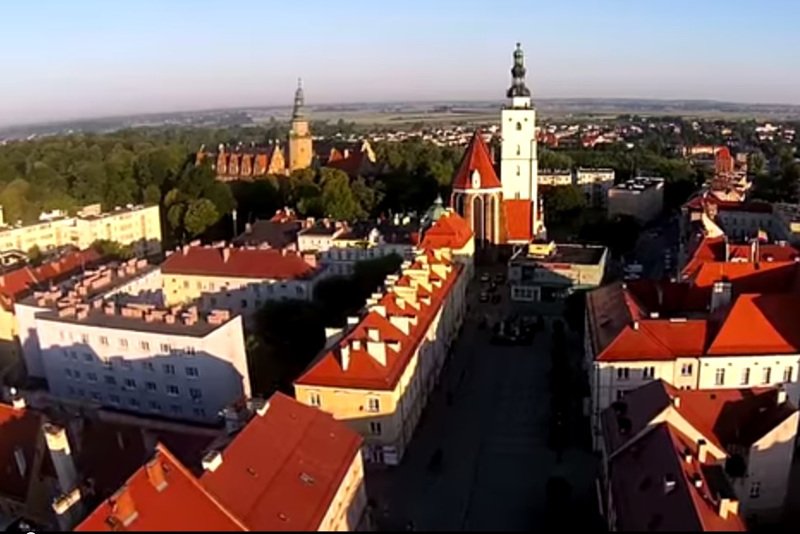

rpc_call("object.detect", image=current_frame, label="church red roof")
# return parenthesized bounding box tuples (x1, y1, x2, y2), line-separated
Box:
(451, 131, 502, 191)
(161, 246, 318, 280)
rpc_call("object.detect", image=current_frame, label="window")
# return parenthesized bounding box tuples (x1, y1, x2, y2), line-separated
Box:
(70, 351, 78, 360)
(129, 398, 140, 408)
(616, 390, 627, 401)
(140, 341, 150, 351)
(170, 405, 182, 414)
(160, 343, 171, 353)
(83, 352, 93, 363)
(241, 299, 248, 309)
(193, 407, 206, 418)
(121, 360, 133, 371)
(189, 388, 202, 402)
(762, 367, 772, 384)
(784, 366, 794, 383)
(642, 367, 655, 380)
(104, 375, 116, 385)
(119, 338, 128, 350)
(142, 362, 154, 372)
(367, 397, 380, 412)
(99, 336, 109, 347)
(309, 393, 321, 407)
(516, 144, 521, 156)
(109, 394, 121, 405)
(163, 364, 175, 375)
(715, 368, 726, 386)
(149, 401, 162, 411)
(102, 360, 112, 370)
(369, 421, 382, 435)
(166, 385, 180, 396)
(183, 280, 189, 289)
(87, 372, 98, 382)
(90, 392, 101, 401)
(81, 334, 89, 344)
(616, 367, 630, 380)
(185, 346, 196, 356)
(123, 378, 136, 390)
(750, 481, 761, 499)
(740, 367, 750, 386)
(185, 366, 199, 378)
(146, 381, 157, 392)
(516, 165, 520, 176)
(73, 370, 81, 380)
(516, 122, 522, 131)
(65, 368, 73, 379)
(680, 363, 693, 376)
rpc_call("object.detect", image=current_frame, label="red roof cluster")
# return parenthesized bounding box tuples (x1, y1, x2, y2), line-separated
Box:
(77, 393, 363, 532)
(296, 250, 463, 390)
(0, 249, 101, 311)
(601, 380, 795, 531)
(161, 246, 319, 280)
(682, 236, 800, 280)
(419, 210, 473, 250)
(451, 131, 502, 191)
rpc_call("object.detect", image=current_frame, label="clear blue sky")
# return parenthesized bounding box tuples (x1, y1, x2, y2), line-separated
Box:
(1, 0, 798, 126)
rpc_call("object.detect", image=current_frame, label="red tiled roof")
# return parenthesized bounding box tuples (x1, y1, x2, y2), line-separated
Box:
(0, 403, 43, 502)
(76, 444, 245, 532)
(201, 393, 362, 531)
(451, 131, 502, 191)
(682, 236, 800, 280)
(296, 257, 463, 390)
(161, 246, 317, 280)
(707, 293, 800, 355)
(503, 199, 533, 242)
(419, 211, 473, 250)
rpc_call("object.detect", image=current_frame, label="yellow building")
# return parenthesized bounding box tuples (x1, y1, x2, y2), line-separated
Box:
(294, 246, 468, 465)
(288, 78, 313, 172)
(0, 204, 162, 258)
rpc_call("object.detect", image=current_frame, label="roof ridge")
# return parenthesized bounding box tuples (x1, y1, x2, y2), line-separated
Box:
(154, 443, 250, 531)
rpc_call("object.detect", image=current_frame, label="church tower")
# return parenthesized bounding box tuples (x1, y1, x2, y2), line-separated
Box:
(288, 78, 313, 172)
(500, 43, 543, 237)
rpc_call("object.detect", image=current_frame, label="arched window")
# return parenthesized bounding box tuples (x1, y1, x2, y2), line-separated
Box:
(516, 145, 521, 156)
(516, 165, 520, 176)
(516, 122, 522, 131)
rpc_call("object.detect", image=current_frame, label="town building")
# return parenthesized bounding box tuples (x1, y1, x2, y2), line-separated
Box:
(0, 204, 162, 259)
(576, 168, 615, 207)
(0, 395, 220, 531)
(599, 380, 797, 528)
(15, 259, 250, 424)
(231, 208, 303, 250)
(584, 270, 800, 446)
(294, 246, 468, 466)
(508, 241, 607, 302)
(537, 170, 573, 187)
(76, 393, 369, 531)
(288, 79, 313, 173)
(450, 43, 545, 247)
(160, 245, 326, 318)
(207, 143, 287, 182)
(0, 248, 102, 364)
(320, 220, 419, 277)
(680, 195, 794, 245)
(607, 177, 664, 223)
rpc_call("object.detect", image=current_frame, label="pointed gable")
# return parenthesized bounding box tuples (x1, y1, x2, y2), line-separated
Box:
(707, 294, 800, 355)
(451, 132, 502, 191)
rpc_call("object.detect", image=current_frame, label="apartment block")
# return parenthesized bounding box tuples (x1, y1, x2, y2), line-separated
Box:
(294, 247, 468, 465)
(576, 168, 615, 207)
(0, 204, 162, 258)
(607, 177, 664, 223)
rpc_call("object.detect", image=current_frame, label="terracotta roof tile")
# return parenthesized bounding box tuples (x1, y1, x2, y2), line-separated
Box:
(707, 293, 800, 355)
(451, 131, 502, 191)
(161, 246, 318, 280)
(419, 211, 473, 250)
(201, 393, 362, 531)
(0, 403, 43, 502)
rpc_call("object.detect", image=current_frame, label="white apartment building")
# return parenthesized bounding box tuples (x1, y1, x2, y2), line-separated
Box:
(576, 168, 614, 207)
(35, 303, 248, 424)
(0, 204, 162, 257)
(607, 177, 664, 223)
(538, 170, 573, 187)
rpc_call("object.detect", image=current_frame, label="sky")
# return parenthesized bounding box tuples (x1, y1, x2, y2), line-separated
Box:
(1, 0, 799, 126)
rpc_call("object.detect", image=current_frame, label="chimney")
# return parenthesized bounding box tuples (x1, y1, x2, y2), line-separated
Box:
(145, 458, 168, 492)
(109, 486, 138, 528)
(692, 474, 703, 488)
(346, 316, 360, 326)
(202, 450, 223, 472)
(44, 423, 79, 494)
(367, 340, 387, 366)
(10, 388, 25, 409)
(672, 396, 681, 409)
(663, 474, 676, 495)
(697, 439, 708, 463)
(777, 388, 788, 405)
(718, 497, 740, 520)
(52, 487, 84, 530)
(632, 321, 639, 331)
(222, 247, 231, 263)
(340, 345, 351, 371)
(682, 447, 692, 464)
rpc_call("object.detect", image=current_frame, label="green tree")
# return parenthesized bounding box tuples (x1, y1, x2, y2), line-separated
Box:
(320, 168, 365, 220)
(183, 198, 219, 237)
(91, 239, 134, 260)
(27, 245, 43, 265)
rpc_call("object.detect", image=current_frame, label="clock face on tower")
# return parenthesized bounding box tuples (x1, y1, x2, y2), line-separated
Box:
(471, 169, 481, 189)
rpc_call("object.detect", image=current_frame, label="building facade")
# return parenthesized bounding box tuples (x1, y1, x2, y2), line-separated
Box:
(576, 168, 615, 208)
(294, 247, 468, 465)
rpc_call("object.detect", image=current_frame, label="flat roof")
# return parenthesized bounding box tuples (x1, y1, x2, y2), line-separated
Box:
(516, 243, 606, 266)
(35, 307, 230, 337)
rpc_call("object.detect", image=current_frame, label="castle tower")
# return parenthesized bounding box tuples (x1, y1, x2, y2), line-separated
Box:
(500, 43, 544, 237)
(288, 78, 313, 172)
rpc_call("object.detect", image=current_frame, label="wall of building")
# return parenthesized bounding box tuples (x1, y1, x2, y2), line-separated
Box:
(34, 315, 249, 423)
(696, 355, 798, 390)
(607, 184, 664, 223)
(318, 449, 370, 531)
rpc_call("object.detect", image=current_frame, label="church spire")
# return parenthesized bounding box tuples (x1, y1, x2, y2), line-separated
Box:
(292, 78, 306, 120)
(506, 42, 531, 99)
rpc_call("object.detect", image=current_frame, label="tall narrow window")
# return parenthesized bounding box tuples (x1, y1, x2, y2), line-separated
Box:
(715, 368, 725, 386)
(762, 367, 772, 384)
(516, 122, 522, 131)
(516, 144, 521, 156)
(784, 366, 794, 383)
(740, 368, 750, 386)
